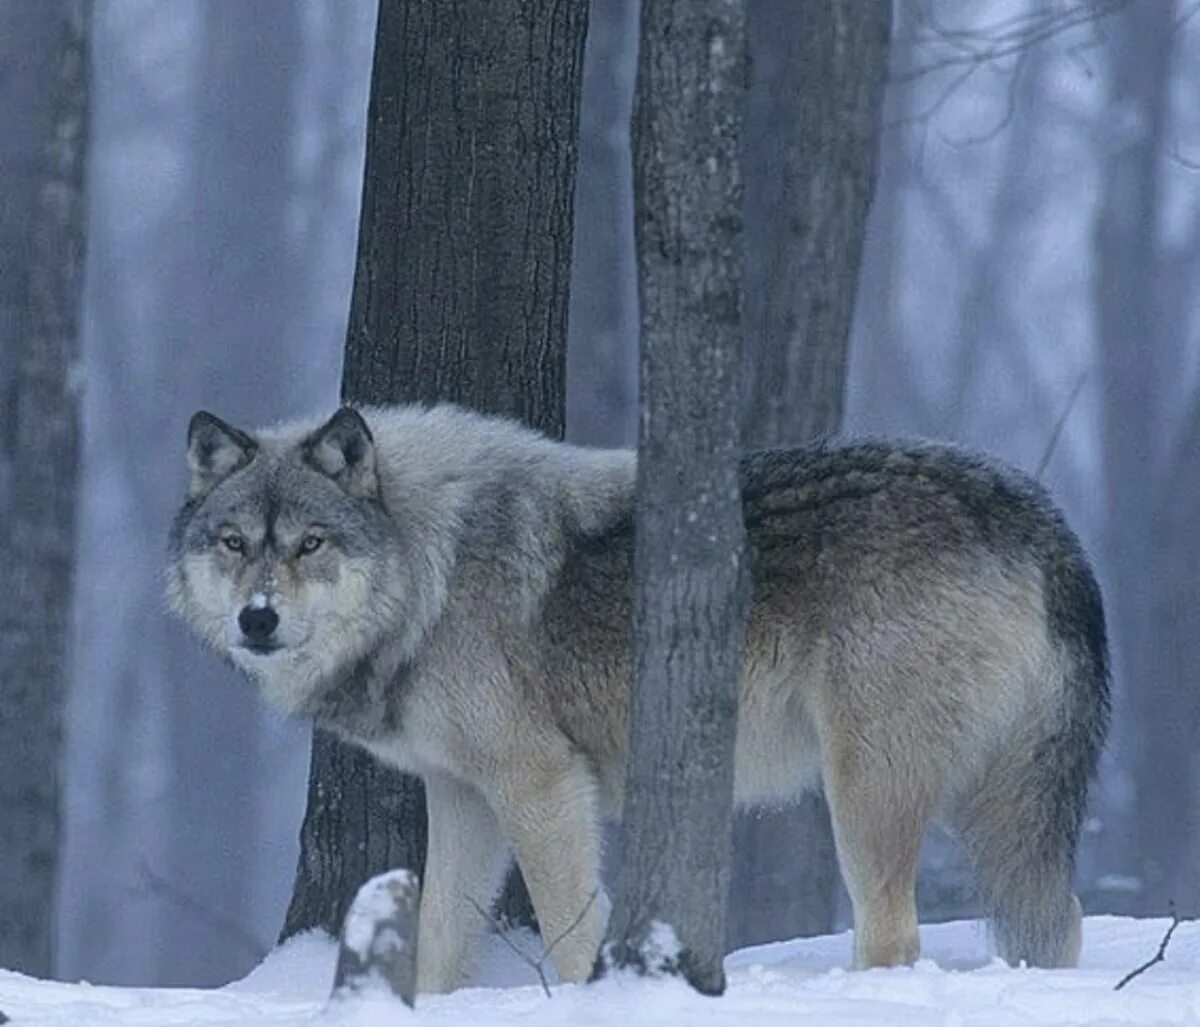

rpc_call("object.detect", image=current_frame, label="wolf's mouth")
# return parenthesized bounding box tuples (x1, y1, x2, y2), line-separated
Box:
(241, 642, 284, 656)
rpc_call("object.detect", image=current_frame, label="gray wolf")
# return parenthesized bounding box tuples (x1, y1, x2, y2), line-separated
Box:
(167, 403, 1109, 993)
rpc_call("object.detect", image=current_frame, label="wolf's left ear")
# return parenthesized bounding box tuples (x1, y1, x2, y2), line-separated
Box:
(302, 407, 379, 500)
(187, 411, 257, 499)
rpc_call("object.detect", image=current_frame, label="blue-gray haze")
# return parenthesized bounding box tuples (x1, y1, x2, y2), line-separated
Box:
(47, 0, 1200, 985)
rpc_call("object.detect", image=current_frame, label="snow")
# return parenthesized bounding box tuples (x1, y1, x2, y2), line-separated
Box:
(340, 870, 418, 961)
(638, 920, 683, 975)
(4, 917, 1200, 1026)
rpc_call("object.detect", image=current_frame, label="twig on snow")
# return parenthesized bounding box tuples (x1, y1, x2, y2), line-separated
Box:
(468, 889, 599, 998)
(1114, 904, 1188, 990)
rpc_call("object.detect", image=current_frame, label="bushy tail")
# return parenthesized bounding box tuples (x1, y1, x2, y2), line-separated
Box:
(961, 548, 1110, 967)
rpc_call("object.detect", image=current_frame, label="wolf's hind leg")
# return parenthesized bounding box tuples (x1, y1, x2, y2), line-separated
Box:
(417, 773, 508, 993)
(824, 741, 929, 969)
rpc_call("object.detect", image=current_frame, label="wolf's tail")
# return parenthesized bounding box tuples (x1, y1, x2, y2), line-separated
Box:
(958, 541, 1111, 967)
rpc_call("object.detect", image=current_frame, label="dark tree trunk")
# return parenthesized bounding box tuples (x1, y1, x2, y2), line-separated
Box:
(0, 0, 90, 977)
(599, 0, 748, 997)
(282, 0, 588, 942)
(729, 0, 892, 949)
(740, 0, 892, 444)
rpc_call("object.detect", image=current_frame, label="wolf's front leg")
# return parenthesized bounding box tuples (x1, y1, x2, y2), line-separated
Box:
(490, 755, 608, 984)
(417, 772, 507, 993)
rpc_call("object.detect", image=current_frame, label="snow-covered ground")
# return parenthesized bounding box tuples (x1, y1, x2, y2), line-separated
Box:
(3, 916, 1198, 1026)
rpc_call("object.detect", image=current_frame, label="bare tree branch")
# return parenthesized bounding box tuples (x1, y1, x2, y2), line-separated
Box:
(895, 0, 1131, 84)
(468, 896, 552, 998)
(1036, 370, 1089, 480)
(938, 50, 1029, 148)
(542, 890, 600, 965)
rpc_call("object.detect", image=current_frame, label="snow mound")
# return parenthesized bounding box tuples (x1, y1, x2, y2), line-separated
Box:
(2, 916, 1199, 1025)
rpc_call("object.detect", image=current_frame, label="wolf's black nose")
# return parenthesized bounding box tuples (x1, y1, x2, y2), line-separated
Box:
(238, 605, 279, 642)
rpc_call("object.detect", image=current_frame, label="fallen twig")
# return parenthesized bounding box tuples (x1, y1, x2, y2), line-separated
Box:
(468, 889, 599, 998)
(1114, 906, 1187, 990)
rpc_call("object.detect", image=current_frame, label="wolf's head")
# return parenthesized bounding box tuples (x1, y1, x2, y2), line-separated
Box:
(167, 407, 436, 712)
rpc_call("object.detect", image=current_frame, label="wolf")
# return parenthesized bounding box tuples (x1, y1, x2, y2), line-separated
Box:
(167, 403, 1109, 993)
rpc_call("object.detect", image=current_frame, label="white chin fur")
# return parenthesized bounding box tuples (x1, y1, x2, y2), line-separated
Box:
(235, 648, 312, 714)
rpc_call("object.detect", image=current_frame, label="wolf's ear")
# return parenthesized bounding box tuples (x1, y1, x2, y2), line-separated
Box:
(302, 407, 379, 500)
(187, 411, 257, 499)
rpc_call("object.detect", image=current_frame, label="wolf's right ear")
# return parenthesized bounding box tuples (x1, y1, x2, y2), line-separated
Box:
(302, 407, 380, 500)
(186, 411, 257, 499)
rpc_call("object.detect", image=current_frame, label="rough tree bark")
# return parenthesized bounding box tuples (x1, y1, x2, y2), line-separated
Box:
(729, 0, 892, 949)
(282, 0, 589, 941)
(0, 0, 90, 977)
(598, 0, 749, 997)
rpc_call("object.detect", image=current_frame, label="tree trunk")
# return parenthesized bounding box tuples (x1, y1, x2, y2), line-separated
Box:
(282, 0, 588, 942)
(0, 0, 90, 977)
(599, 0, 748, 997)
(565, 0, 639, 449)
(1094, 0, 1191, 916)
(729, 0, 892, 949)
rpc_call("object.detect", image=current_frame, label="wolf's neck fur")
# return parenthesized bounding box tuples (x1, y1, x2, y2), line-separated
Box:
(299, 644, 414, 741)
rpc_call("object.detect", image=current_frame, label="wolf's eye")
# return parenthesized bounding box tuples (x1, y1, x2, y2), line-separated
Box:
(299, 534, 324, 556)
(222, 534, 245, 553)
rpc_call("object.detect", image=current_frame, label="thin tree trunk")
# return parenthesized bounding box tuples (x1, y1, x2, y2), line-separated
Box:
(729, 0, 891, 950)
(599, 0, 748, 997)
(0, 0, 90, 977)
(282, 0, 588, 942)
(565, 0, 639, 449)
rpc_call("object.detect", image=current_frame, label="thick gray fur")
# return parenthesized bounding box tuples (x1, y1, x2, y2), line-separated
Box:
(167, 403, 1110, 992)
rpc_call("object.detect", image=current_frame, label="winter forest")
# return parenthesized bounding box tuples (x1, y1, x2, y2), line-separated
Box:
(3, 0, 1200, 1024)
